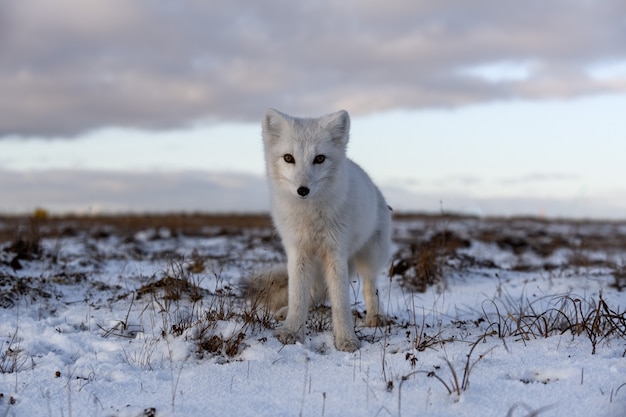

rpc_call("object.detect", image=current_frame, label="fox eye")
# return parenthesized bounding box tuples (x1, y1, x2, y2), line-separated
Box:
(283, 154, 295, 164)
(313, 155, 326, 164)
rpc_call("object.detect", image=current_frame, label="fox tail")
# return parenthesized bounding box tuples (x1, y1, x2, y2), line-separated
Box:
(240, 266, 289, 319)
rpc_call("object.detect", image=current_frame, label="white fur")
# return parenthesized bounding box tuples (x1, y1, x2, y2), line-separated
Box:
(262, 108, 392, 352)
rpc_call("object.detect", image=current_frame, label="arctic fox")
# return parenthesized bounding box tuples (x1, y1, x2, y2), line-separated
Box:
(256, 108, 392, 352)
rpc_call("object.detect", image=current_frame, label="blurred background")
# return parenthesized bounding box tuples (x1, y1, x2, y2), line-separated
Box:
(1, 0, 626, 219)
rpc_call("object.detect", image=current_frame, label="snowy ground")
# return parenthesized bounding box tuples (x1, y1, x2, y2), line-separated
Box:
(0, 214, 625, 417)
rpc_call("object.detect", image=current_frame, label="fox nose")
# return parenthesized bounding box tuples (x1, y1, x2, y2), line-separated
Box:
(297, 186, 310, 197)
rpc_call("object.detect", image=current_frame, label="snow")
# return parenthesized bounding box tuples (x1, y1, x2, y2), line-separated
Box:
(0, 216, 625, 417)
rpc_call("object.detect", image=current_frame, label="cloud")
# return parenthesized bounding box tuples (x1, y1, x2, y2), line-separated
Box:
(2, 0, 626, 138)
(499, 172, 579, 185)
(0, 169, 269, 213)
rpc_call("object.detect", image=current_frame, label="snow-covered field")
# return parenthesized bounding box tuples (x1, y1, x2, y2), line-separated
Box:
(0, 214, 625, 417)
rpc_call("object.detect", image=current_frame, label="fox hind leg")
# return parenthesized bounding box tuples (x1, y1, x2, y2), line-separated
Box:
(356, 227, 391, 327)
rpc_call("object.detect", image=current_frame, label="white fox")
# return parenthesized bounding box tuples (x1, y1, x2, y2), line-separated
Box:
(257, 108, 392, 352)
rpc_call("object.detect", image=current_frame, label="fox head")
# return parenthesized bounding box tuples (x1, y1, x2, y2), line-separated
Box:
(262, 109, 350, 200)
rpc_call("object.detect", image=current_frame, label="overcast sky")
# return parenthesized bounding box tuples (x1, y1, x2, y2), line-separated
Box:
(2, 0, 626, 218)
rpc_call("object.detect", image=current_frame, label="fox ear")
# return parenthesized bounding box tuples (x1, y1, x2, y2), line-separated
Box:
(262, 108, 288, 143)
(324, 110, 350, 145)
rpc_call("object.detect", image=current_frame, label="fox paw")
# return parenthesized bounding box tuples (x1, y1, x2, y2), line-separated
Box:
(275, 306, 288, 321)
(274, 326, 301, 345)
(335, 335, 360, 352)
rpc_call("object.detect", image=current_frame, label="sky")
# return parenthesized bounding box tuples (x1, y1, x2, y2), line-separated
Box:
(2, 0, 626, 218)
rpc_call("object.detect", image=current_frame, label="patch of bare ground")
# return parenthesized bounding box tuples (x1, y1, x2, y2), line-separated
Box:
(0, 212, 272, 243)
(391, 213, 626, 292)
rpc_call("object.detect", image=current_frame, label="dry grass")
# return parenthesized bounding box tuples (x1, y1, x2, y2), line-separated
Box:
(390, 227, 470, 292)
(0, 329, 31, 374)
(132, 259, 275, 360)
(483, 292, 626, 354)
(399, 331, 496, 412)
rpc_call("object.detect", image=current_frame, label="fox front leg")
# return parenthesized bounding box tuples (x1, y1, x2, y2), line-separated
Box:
(274, 250, 312, 345)
(323, 253, 360, 352)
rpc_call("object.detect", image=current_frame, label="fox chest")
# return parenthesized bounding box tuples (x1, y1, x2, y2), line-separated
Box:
(274, 210, 349, 253)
